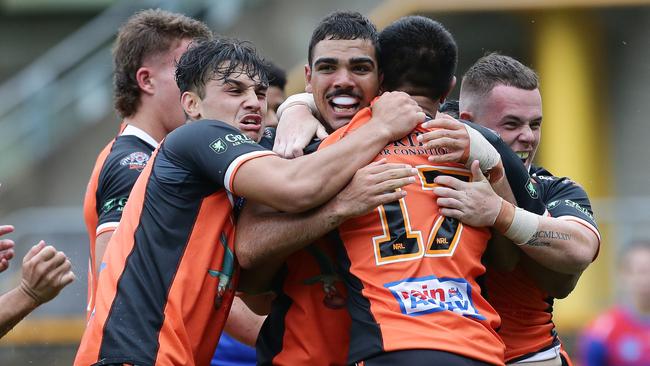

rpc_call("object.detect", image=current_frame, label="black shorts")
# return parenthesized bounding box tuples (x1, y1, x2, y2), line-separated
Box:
(357, 349, 496, 366)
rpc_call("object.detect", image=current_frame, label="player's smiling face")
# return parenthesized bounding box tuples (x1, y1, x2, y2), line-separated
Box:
(184, 68, 268, 142)
(475, 85, 542, 169)
(305, 38, 380, 132)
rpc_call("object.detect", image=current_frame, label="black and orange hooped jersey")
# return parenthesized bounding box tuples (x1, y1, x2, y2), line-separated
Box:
(317, 106, 542, 366)
(75, 120, 275, 366)
(487, 165, 601, 363)
(82, 124, 156, 320)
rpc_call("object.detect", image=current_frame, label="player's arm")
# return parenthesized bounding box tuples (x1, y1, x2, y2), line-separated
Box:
(273, 93, 328, 158)
(519, 254, 581, 298)
(223, 296, 266, 346)
(421, 116, 546, 214)
(0, 242, 75, 338)
(94, 230, 113, 276)
(434, 163, 600, 274)
(93, 148, 150, 276)
(0, 225, 16, 273)
(236, 160, 417, 292)
(234, 92, 425, 213)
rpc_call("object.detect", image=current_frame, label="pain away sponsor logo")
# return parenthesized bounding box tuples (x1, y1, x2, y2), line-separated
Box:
(385, 275, 485, 320)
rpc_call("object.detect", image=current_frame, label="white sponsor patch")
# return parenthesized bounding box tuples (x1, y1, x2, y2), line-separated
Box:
(385, 275, 485, 320)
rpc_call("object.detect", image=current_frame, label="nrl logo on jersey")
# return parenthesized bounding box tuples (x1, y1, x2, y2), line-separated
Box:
(210, 138, 228, 154)
(120, 151, 150, 171)
(385, 275, 485, 320)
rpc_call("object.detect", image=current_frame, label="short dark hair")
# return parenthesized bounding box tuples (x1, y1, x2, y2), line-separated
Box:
(308, 11, 379, 66)
(267, 62, 287, 90)
(175, 38, 269, 98)
(113, 9, 212, 118)
(461, 52, 539, 99)
(379, 16, 457, 100)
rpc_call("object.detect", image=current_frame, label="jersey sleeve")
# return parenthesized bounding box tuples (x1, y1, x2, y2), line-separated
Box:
(462, 120, 546, 215)
(95, 148, 152, 233)
(162, 120, 275, 192)
(534, 174, 600, 241)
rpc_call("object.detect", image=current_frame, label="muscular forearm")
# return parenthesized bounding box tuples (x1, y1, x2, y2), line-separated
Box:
(516, 217, 598, 274)
(0, 287, 38, 338)
(277, 120, 392, 211)
(236, 202, 346, 270)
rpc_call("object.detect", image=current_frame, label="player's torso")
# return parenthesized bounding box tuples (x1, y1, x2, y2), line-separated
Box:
(83, 133, 156, 318)
(78, 145, 238, 366)
(336, 128, 503, 365)
(488, 165, 599, 362)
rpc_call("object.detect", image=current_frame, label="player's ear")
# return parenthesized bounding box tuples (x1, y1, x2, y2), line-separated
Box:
(459, 111, 473, 121)
(136, 67, 154, 95)
(439, 76, 457, 104)
(304, 64, 313, 93)
(181, 91, 202, 120)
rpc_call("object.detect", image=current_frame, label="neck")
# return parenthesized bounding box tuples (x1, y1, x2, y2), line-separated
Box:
(410, 95, 439, 117)
(123, 108, 166, 143)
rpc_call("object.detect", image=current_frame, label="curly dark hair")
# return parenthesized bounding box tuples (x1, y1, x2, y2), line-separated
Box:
(175, 38, 269, 98)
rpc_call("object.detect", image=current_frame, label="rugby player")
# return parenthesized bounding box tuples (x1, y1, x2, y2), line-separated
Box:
(82, 9, 211, 319)
(432, 53, 601, 365)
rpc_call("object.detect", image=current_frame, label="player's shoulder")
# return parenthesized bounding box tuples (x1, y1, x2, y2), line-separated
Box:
(97, 136, 152, 177)
(531, 165, 588, 193)
(164, 119, 245, 147)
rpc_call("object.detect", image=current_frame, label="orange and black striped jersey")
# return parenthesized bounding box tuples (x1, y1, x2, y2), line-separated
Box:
(487, 165, 601, 363)
(319, 107, 505, 365)
(258, 104, 545, 366)
(83, 124, 159, 319)
(75, 120, 274, 366)
(257, 236, 351, 366)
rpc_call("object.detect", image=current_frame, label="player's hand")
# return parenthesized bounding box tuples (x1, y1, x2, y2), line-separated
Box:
(19, 241, 76, 305)
(330, 159, 418, 218)
(433, 160, 503, 227)
(273, 105, 327, 159)
(370, 91, 426, 141)
(417, 115, 470, 165)
(0, 225, 16, 273)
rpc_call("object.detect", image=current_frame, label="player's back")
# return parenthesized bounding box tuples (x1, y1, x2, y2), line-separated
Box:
(319, 108, 504, 365)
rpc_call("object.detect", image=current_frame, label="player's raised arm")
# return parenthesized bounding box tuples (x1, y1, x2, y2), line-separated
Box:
(233, 91, 425, 213)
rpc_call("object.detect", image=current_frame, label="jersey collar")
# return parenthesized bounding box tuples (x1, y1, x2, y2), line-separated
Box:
(121, 124, 160, 149)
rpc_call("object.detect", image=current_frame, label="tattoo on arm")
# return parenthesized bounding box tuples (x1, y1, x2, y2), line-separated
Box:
(524, 230, 572, 247)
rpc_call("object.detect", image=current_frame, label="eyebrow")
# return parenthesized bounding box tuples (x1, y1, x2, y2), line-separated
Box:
(224, 78, 267, 90)
(313, 56, 376, 67)
(349, 56, 376, 66)
(501, 115, 543, 124)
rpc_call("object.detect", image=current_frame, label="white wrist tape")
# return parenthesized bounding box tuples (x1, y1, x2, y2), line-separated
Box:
(463, 124, 500, 173)
(276, 92, 320, 120)
(504, 207, 540, 245)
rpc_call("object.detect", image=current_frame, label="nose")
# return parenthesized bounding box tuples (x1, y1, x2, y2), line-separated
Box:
(518, 125, 535, 144)
(332, 68, 354, 89)
(243, 89, 262, 112)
